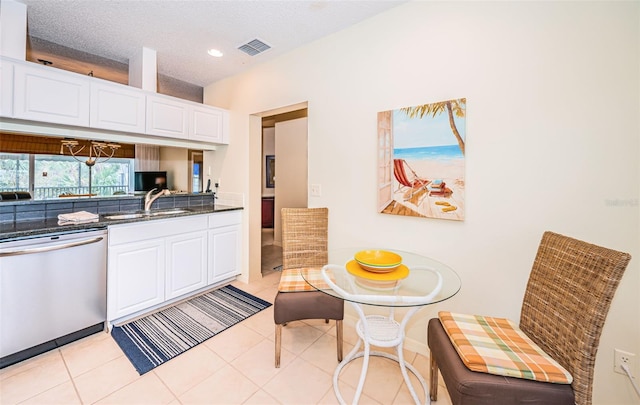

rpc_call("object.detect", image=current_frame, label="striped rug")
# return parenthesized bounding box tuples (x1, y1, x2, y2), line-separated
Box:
(111, 285, 271, 374)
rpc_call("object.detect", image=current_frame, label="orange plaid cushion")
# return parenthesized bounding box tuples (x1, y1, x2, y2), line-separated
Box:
(277, 268, 329, 292)
(439, 311, 572, 384)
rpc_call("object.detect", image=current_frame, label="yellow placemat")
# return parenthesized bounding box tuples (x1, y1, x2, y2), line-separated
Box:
(346, 260, 409, 281)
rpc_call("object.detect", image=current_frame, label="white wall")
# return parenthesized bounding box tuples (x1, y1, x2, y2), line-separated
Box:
(262, 127, 275, 197)
(204, 2, 640, 403)
(273, 117, 308, 244)
(159, 147, 188, 191)
(0, 0, 26, 60)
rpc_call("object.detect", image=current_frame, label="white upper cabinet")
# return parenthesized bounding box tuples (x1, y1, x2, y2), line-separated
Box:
(190, 104, 228, 144)
(13, 62, 90, 126)
(0, 59, 14, 117)
(146, 95, 230, 144)
(146, 94, 189, 139)
(90, 80, 146, 133)
(3, 58, 230, 145)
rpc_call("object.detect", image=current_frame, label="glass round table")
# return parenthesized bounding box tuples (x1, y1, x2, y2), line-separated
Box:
(300, 248, 461, 405)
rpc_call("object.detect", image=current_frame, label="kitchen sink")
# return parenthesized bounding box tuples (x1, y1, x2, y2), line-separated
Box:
(104, 208, 192, 220)
(147, 209, 192, 216)
(104, 213, 146, 220)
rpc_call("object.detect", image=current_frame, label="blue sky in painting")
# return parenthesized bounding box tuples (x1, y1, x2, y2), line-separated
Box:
(393, 106, 466, 149)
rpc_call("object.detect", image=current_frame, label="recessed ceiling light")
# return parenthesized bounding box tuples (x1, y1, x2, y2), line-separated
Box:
(207, 49, 223, 57)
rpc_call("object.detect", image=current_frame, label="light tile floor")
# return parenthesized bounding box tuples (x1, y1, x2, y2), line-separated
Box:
(0, 272, 453, 405)
(261, 228, 282, 276)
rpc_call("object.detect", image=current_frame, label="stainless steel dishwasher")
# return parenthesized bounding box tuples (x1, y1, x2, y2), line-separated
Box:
(0, 229, 107, 368)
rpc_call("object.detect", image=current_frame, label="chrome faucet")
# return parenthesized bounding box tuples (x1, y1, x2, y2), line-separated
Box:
(144, 188, 170, 212)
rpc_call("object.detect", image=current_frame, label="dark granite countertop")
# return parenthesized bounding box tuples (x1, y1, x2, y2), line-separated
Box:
(0, 192, 213, 206)
(0, 205, 242, 242)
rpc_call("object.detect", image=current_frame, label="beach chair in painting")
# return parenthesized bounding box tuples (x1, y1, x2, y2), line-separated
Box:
(393, 159, 430, 201)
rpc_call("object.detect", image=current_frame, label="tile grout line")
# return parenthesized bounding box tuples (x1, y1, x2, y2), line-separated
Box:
(58, 348, 85, 404)
(151, 368, 182, 405)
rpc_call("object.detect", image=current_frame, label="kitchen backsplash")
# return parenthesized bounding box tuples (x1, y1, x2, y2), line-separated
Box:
(0, 193, 220, 223)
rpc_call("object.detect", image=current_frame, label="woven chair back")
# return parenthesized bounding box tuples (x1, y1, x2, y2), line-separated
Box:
(519, 231, 631, 405)
(281, 207, 328, 270)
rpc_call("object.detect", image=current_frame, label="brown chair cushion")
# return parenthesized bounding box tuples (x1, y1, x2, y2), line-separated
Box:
(274, 291, 343, 325)
(428, 318, 574, 405)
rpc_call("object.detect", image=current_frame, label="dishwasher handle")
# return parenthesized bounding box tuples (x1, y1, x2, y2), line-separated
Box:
(0, 236, 104, 257)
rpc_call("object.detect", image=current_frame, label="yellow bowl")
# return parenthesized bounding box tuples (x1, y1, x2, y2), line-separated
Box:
(357, 262, 400, 273)
(354, 250, 402, 271)
(346, 260, 409, 281)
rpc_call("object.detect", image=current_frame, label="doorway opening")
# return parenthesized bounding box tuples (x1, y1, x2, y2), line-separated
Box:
(188, 150, 203, 193)
(260, 108, 308, 276)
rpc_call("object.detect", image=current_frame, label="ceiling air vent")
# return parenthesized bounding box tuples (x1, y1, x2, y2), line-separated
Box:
(238, 39, 271, 56)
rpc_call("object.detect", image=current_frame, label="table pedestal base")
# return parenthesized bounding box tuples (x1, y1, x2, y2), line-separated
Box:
(332, 310, 429, 405)
(313, 262, 453, 405)
(332, 349, 429, 405)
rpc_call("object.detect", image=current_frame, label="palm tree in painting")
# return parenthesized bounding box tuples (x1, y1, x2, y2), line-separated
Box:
(401, 98, 466, 155)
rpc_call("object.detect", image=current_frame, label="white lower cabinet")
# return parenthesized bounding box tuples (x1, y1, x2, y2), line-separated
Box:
(107, 211, 242, 323)
(165, 230, 208, 300)
(208, 211, 242, 284)
(108, 239, 165, 320)
(208, 226, 240, 283)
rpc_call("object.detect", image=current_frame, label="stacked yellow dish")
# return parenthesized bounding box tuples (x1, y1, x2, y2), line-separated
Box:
(348, 250, 409, 289)
(354, 250, 402, 273)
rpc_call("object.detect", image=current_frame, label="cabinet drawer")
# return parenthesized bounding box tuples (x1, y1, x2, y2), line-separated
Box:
(109, 215, 207, 246)
(208, 211, 241, 228)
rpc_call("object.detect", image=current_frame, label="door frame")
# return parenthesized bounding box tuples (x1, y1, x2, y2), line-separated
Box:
(249, 102, 308, 282)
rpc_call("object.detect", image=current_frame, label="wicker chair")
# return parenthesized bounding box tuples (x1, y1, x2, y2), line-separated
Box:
(273, 207, 344, 368)
(428, 231, 631, 405)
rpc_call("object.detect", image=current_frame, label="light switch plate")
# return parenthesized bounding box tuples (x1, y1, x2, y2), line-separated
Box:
(310, 184, 321, 196)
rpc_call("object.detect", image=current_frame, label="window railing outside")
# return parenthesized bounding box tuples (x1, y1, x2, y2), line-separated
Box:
(0, 186, 129, 199)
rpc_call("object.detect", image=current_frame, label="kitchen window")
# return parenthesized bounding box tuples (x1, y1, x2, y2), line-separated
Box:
(0, 153, 134, 198)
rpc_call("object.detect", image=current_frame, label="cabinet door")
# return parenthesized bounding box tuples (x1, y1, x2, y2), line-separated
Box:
(190, 105, 226, 143)
(146, 95, 188, 138)
(208, 225, 241, 284)
(90, 81, 146, 133)
(165, 230, 208, 300)
(107, 239, 165, 321)
(0, 59, 13, 117)
(13, 63, 90, 126)
(261, 198, 274, 228)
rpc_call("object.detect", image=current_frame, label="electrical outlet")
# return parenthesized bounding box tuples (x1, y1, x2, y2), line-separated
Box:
(614, 349, 636, 375)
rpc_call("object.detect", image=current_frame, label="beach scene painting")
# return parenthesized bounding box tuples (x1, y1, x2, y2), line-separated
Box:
(377, 98, 466, 221)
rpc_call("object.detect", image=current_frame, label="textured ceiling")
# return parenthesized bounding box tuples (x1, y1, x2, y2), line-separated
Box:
(18, 0, 405, 87)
